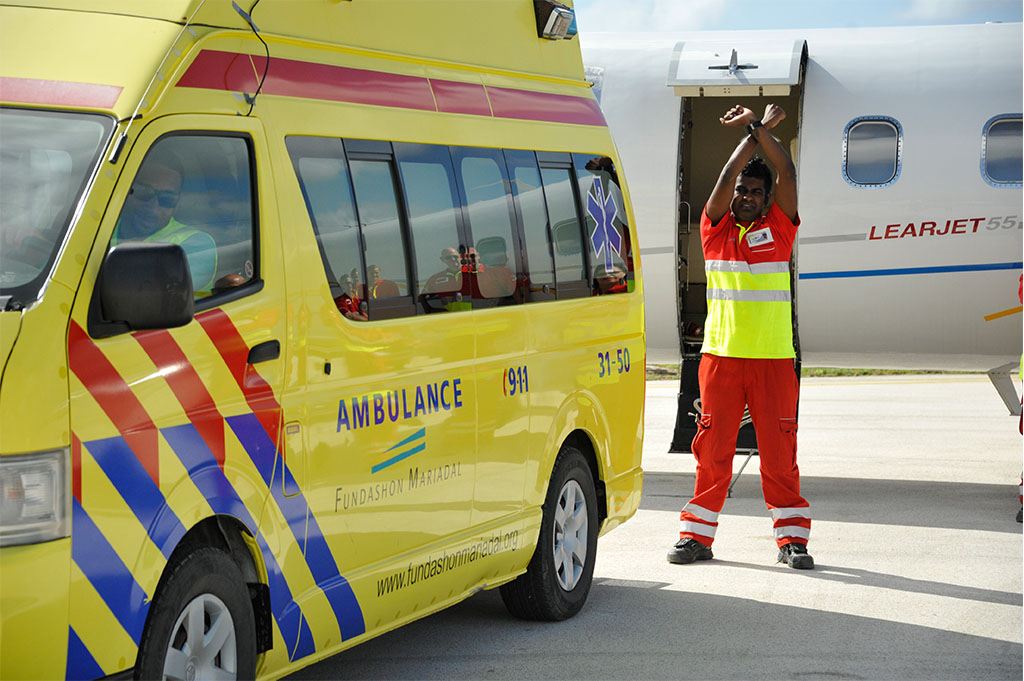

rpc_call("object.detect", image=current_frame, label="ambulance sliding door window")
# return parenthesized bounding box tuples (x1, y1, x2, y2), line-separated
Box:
(451, 146, 524, 308)
(393, 143, 467, 315)
(286, 136, 374, 322)
(504, 149, 556, 303)
(346, 139, 416, 320)
(538, 153, 590, 299)
(842, 117, 902, 187)
(982, 116, 1023, 187)
(573, 153, 633, 295)
(113, 134, 257, 307)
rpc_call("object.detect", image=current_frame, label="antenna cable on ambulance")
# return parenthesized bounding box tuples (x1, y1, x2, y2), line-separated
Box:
(233, 0, 270, 116)
(108, 0, 210, 164)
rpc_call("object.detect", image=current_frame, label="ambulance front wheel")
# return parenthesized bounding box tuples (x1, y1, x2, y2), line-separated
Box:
(135, 547, 257, 680)
(499, 446, 599, 621)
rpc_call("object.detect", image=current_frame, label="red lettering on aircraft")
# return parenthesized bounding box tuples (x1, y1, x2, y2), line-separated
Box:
(866, 217, 990, 241)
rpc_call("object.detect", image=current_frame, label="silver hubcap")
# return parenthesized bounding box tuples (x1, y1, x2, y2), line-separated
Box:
(553, 479, 588, 591)
(163, 593, 238, 681)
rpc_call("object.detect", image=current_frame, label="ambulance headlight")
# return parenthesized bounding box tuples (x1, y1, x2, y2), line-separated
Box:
(0, 449, 71, 547)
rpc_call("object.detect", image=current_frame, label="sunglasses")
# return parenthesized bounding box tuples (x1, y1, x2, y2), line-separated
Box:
(130, 183, 179, 208)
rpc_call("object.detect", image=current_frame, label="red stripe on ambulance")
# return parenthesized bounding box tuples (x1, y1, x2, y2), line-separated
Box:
(68, 321, 160, 487)
(72, 432, 82, 504)
(133, 329, 227, 471)
(196, 309, 282, 450)
(175, 49, 606, 126)
(0, 76, 122, 108)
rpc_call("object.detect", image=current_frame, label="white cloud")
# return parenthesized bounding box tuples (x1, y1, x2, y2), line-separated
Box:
(574, 0, 727, 32)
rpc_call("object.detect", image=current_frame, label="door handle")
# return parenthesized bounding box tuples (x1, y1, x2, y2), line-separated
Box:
(247, 340, 280, 364)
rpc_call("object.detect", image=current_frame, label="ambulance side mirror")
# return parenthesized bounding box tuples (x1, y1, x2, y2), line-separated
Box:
(91, 242, 194, 337)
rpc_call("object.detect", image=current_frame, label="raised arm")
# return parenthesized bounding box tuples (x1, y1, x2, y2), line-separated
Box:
(706, 104, 797, 224)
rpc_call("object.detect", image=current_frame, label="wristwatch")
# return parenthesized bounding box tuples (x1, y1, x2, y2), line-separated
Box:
(746, 120, 763, 138)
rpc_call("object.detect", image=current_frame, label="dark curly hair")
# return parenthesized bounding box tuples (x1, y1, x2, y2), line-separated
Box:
(740, 157, 773, 195)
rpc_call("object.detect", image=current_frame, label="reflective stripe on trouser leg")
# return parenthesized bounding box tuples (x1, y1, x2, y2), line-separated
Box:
(680, 355, 747, 546)
(680, 503, 719, 541)
(743, 358, 811, 547)
(771, 506, 811, 544)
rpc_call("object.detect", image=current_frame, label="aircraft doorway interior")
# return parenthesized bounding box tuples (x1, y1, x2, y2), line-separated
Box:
(670, 89, 803, 453)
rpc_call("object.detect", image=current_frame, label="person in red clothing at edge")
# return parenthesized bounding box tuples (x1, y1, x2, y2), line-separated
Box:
(667, 102, 814, 570)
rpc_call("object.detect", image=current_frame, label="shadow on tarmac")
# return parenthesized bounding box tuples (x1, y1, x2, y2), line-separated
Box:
(642, 470, 1023, 534)
(287, 578, 1021, 681)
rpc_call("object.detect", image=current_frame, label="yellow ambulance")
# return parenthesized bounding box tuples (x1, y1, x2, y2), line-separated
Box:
(0, 1, 645, 678)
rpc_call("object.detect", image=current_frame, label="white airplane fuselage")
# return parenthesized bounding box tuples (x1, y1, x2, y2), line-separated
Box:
(582, 23, 1023, 372)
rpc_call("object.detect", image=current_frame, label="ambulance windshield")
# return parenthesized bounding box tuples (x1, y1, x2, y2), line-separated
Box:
(0, 108, 113, 310)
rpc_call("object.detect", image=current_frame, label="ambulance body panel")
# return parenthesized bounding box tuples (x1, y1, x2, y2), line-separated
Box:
(0, 1, 644, 678)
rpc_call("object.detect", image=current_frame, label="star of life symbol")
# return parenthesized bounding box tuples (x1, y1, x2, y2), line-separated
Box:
(586, 176, 622, 272)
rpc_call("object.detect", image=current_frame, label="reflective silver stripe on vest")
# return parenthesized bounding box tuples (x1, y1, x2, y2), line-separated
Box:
(707, 288, 792, 302)
(705, 259, 790, 275)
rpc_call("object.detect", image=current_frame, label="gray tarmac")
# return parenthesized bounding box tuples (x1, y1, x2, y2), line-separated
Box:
(289, 375, 1023, 681)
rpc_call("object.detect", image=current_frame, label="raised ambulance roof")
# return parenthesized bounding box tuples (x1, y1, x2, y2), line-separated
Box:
(0, 0, 585, 118)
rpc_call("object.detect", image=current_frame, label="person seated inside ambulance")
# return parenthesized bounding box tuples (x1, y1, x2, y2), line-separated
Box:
(368, 263, 400, 299)
(112, 151, 218, 295)
(334, 272, 368, 321)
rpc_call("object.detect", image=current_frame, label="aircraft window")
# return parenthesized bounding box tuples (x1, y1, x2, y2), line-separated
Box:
(843, 117, 902, 187)
(982, 116, 1022, 187)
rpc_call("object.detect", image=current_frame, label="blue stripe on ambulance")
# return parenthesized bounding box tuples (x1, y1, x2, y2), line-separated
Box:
(162, 423, 317, 662)
(84, 436, 186, 558)
(71, 499, 149, 646)
(65, 626, 105, 681)
(229, 413, 367, 640)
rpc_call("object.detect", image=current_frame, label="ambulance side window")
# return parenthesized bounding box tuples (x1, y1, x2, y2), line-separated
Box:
(538, 156, 589, 299)
(347, 149, 416, 319)
(393, 143, 466, 315)
(573, 153, 633, 296)
(115, 134, 258, 303)
(504, 149, 556, 302)
(286, 136, 369, 320)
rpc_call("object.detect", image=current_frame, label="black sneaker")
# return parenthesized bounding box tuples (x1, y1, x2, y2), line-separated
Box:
(1016, 508, 1022, 523)
(777, 542, 815, 570)
(667, 538, 713, 564)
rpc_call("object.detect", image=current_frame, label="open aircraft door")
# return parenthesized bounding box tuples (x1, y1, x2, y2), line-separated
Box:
(667, 39, 808, 453)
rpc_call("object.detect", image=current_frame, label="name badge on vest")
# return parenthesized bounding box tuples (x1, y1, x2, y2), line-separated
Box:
(745, 226, 774, 249)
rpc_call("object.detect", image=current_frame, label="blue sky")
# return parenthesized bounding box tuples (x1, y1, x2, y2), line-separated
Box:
(571, 0, 1022, 32)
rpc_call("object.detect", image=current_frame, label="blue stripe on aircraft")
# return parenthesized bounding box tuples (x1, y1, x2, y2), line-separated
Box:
(71, 499, 149, 646)
(799, 261, 1023, 280)
(228, 413, 366, 641)
(162, 422, 316, 662)
(65, 626, 105, 681)
(83, 436, 186, 559)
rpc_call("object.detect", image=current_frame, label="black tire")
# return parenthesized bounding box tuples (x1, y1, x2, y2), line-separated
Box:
(500, 446, 599, 621)
(135, 547, 257, 681)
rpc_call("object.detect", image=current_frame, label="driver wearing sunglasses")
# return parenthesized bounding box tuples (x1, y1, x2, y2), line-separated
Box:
(113, 152, 218, 294)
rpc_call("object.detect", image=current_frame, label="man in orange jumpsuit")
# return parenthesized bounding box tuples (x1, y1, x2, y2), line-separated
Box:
(667, 103, 813, 570)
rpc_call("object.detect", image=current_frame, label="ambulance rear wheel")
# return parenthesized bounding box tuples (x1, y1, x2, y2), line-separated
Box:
(499, 446, 598, 621)
(135, 547, 257, 680)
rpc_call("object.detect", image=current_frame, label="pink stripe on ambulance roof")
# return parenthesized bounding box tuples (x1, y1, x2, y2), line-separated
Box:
(0, 77, 122, 109)
(176, 49, 605, 126)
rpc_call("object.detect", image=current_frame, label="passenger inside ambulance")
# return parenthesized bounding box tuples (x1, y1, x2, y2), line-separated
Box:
(111, 137, 256, 298)
(112, 149, 218, 294)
